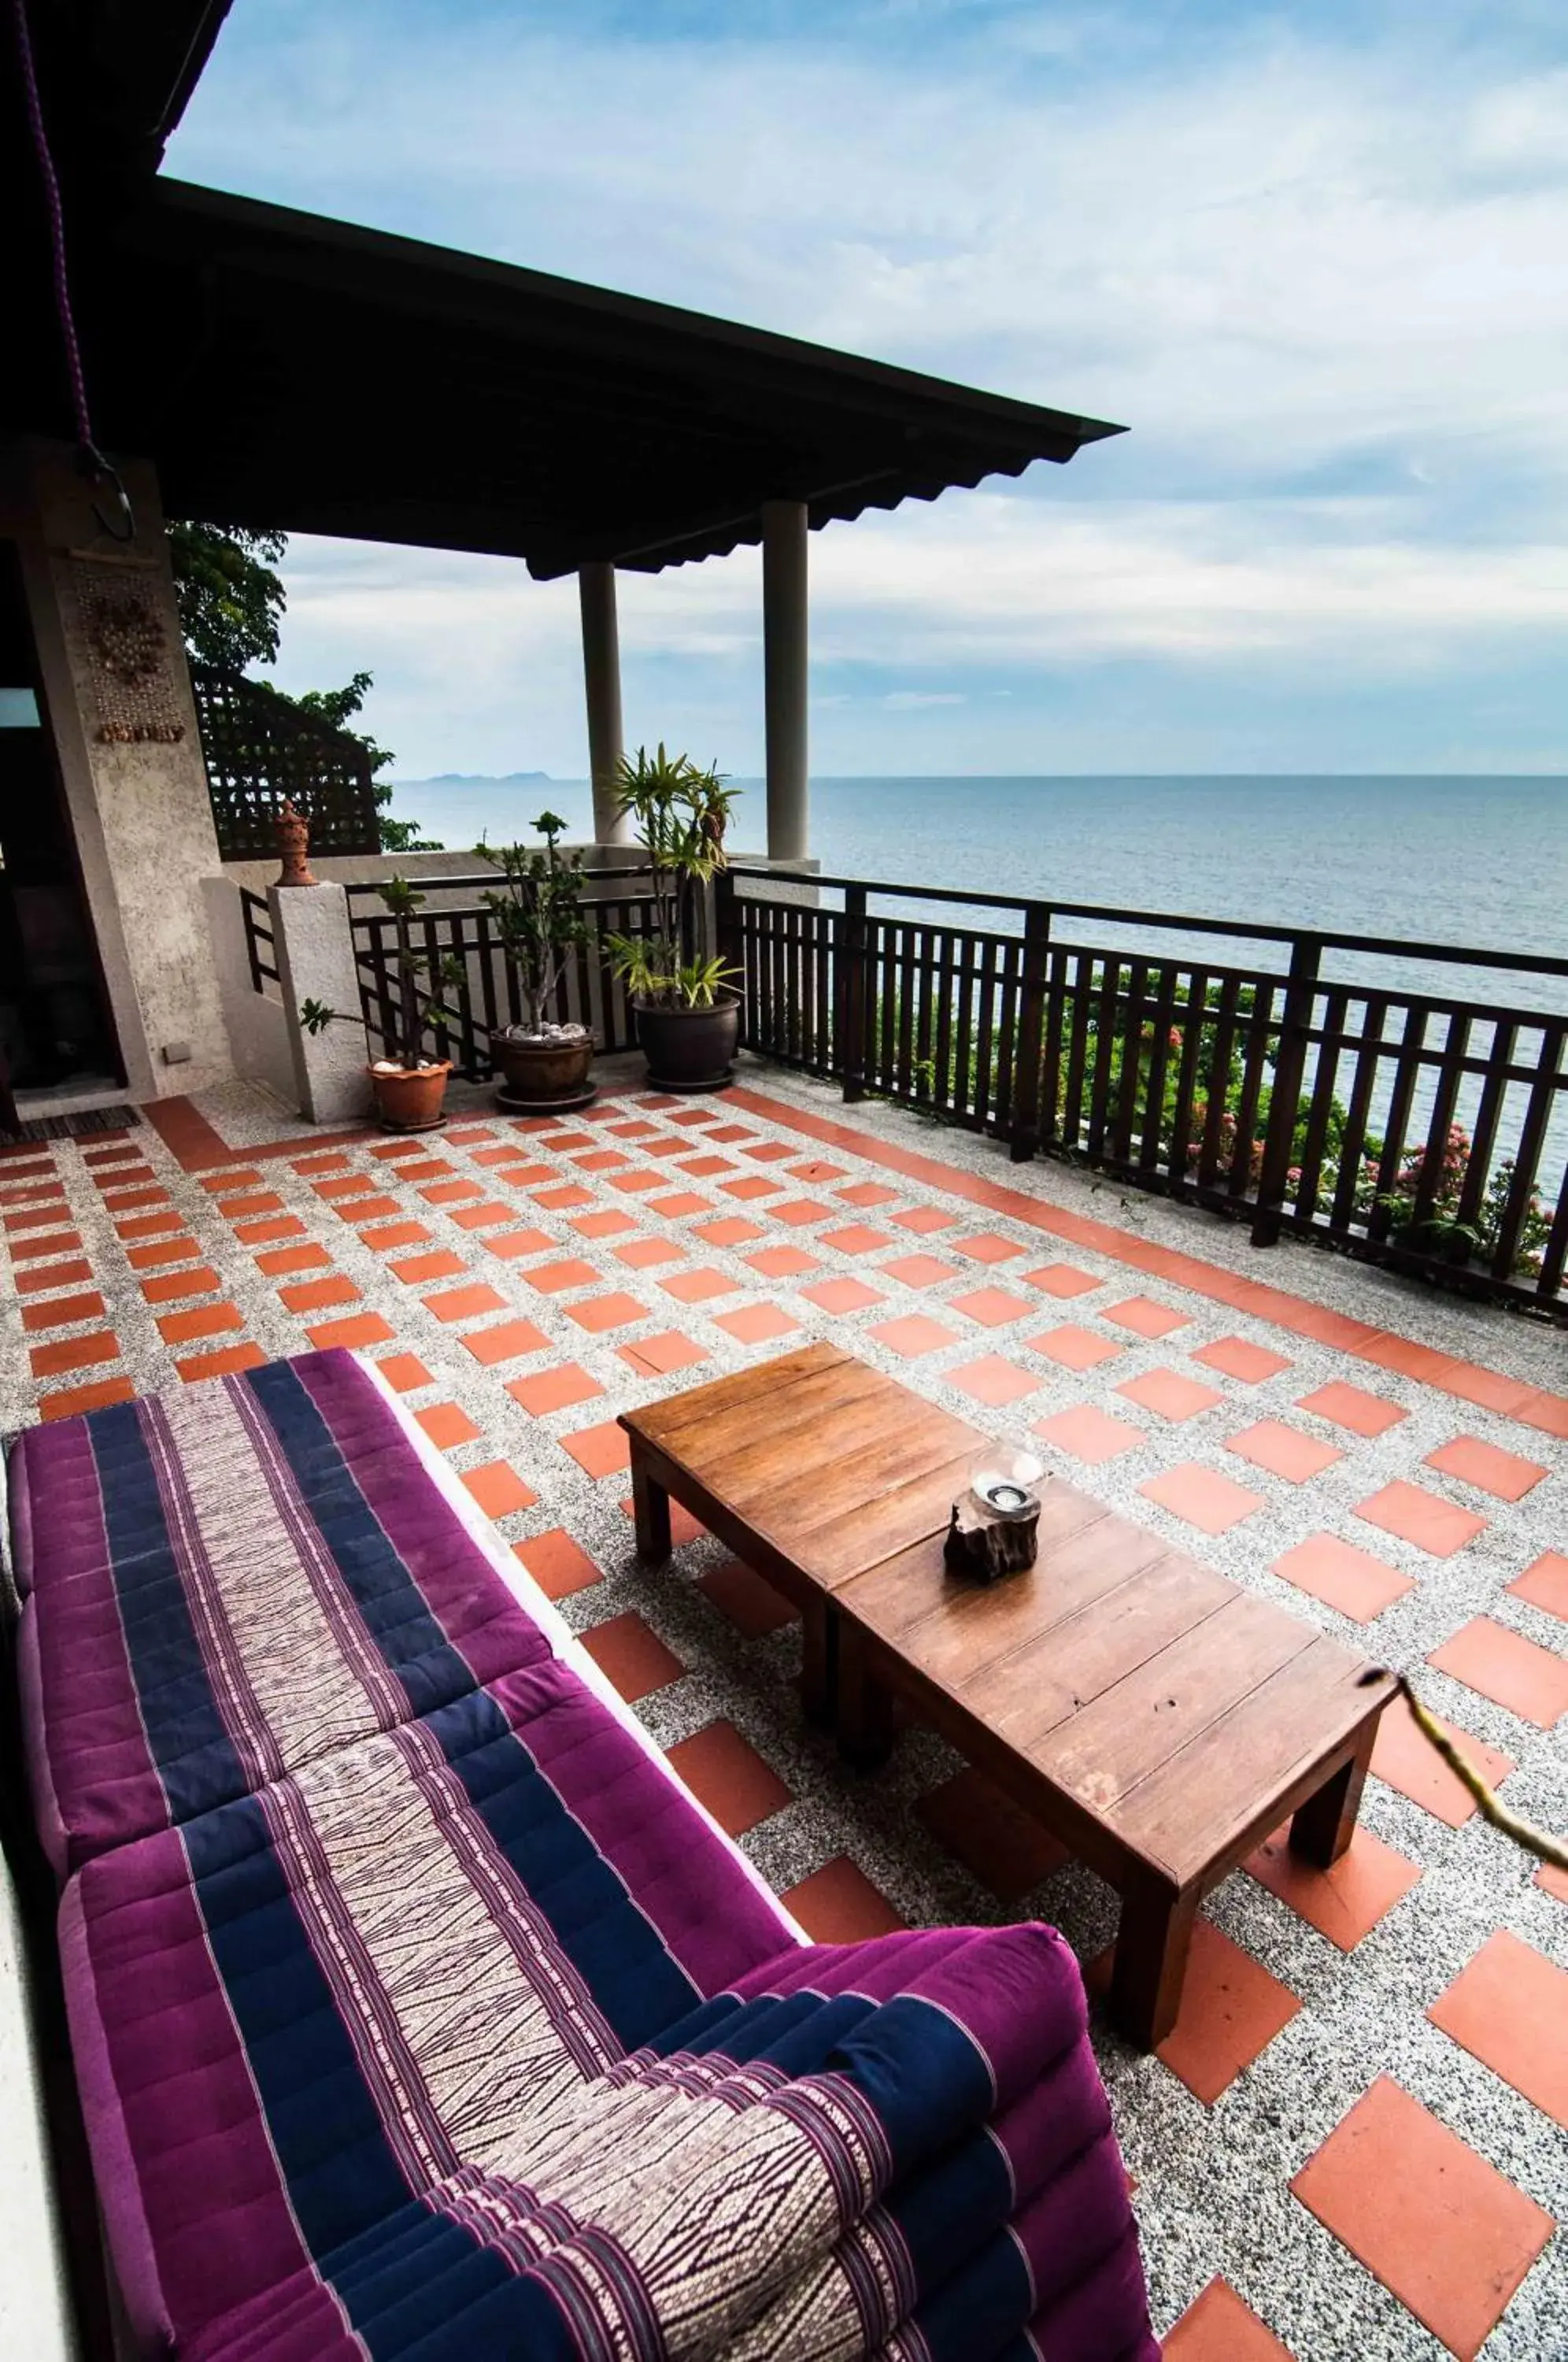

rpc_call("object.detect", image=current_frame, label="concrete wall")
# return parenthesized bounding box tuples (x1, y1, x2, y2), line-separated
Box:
(200, 876, 297, 1109)
(1, 436, 233, 1099)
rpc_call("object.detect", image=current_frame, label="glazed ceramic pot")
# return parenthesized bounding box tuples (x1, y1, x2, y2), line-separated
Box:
(489, 1026, 596, 1114)
(632, 994, 740, 1092)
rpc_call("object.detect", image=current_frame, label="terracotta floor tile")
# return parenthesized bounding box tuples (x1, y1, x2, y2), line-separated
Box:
(471, 1142, 531, 1165)
(834, 1180, 900, 1208)
(1103, 1294, 1191, 1338)
(696, 1558, 797, 1637)
(1428, 1616, 1568, 1727)
(1425, 1435, 1548, 1502)
(1026, 1323, 1123, 1372)
(39, 1375, 137, 1422)
(949, 1285, 1035, 1327)
(645, 1191, 712, 1218)
(617, 1494, 706, 1546)
(512, 1528, 601, 1601)
(560, 1419, 632, 1478)
(218, 1192, 287, 1221)
(1116, 1367, 1226, 1423)
(782, 1857, 906, 1942)
(915, 1767, 1070, 1901)
(1245, 1820, 1421, 1949)
(720, 1173, 786, 1201)
(415, 1401, 481, 1449)
(666, 1720, 791, 1836)
(712, 1301, 802, 1345)
(767, 1198, 834, 1229)
(253, 1243, 332, 1277)
(580, 1611, 685, 1702)
(1225, 1419, 1344, 1484)
(888, 1203, 959, 1234)
(690, 1216, 767, 1247)
(820, 1224, 895, 1256)
(463, 1317, 551, 1367)
(423, 1281, 509, 1324)
(1141, 1463, 1264, 1535)
(1537, 1861, 1568, 1905)
(314, 1172, 379, 1201)
(533, 1183, 594, 1209)
(482, 1226, 558, 1262)
(358, 1220, 431, 1253)
(619, 1330, 710, 1378)
(495, 1161, 556, 1187)
(525, 1258, 600, 1294)
(1429, 1930, 1568, 2126)
(788, 1159, 848, 1186)
(538, 1128, 594, 1150)
(878, 1253, 961, 1289)
(743, 1244, 822, 1281)
(566, 1290, 649, 1334)
(447, 1200, 519, 1231)
(947, 1354, 1040, 1407)
(279, 1275, 361, 1315)
(1370, 1694, 1514, 1827)
(1290, 2075, 1553, 2360)
(867, 1313, 960, 1358)
(660, 1266, 742, 1304)
(115, 1209, 184, 1241)
(1296, 1380, 1407, 1438)
(507, 1362, 604, 1416)
(571, 1208, 638, 1240)
(21, 1290, 106, 1333)
(678, 1153, 734, 1179)
(102, 1185, 171, 1213)
(613, 1235, 686, 1269)
(420, 1179, 486, 1206)
(949, 1232, 1025, 1264)
(123, 1233, 194, 1268)
(1355, 1479, 1487, 1559)
(1161, 2277, 1295, 2361)
(1090, 1916, 1298, 2102)
(305, 1312, 397, 1352)
(741, 1139, 796, 1164)
(17, 1257, 93, 1295)
(157, 1301, 242, 1346)
(338, 1195, 404, 1225)
(1507, 1551, 1568, 1622)
(4, 1204, 74, 1235)
(390, 1249, 468, 1286)
(176, 1342, 267, 1383)
(460, 1461, 538, 1519)
(571, 1150, 631, 1175)
(1034, 1403, 1146, 1465)
(1191, 1335, 1292, 1383)
(1272, 1533, 1414, 1622)
(799, 1275, 884, 1314)
(375, 1353, 433, 1393)
(12, 1228, 84, 1262)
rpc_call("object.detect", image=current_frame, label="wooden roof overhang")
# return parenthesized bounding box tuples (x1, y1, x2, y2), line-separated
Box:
(61, 180, 1125, 578)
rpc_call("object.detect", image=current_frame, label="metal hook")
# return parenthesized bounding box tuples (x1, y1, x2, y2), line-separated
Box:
(77, 442, 137, 543)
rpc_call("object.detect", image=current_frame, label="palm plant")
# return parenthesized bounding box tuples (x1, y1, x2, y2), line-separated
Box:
(605, 746, 741, 1008)
(475, 810, 590, 1035)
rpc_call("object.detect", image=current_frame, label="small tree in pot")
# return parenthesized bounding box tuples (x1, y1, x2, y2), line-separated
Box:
(605, 746, 741, 1091)
(299, 876, 464, 1132)
(475, 811, 596, 1112)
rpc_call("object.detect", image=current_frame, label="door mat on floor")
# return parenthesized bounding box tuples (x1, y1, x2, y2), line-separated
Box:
(5, 1105, 142, 1143)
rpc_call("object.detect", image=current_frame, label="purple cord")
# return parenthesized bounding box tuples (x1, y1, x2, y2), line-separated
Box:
(11, 0, 94, 451)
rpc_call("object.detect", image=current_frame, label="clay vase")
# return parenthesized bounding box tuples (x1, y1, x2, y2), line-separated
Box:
(368, 1061, 451, 1132)
(276, 799, 316, 888)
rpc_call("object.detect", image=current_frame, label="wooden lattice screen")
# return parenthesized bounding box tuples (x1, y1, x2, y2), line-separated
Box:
(190, 665, 383, 861)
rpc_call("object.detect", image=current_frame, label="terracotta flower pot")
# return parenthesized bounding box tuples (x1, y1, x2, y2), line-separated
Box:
(632, 994, 740, 1092)
(489, 1026, 596, 1114)
(367, 1060, 451, 1133)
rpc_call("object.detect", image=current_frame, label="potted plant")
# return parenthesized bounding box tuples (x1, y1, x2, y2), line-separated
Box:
(475, 812, 595, 1113)
(605, 746, 741, 1090)
(299, 876, 464, 1131)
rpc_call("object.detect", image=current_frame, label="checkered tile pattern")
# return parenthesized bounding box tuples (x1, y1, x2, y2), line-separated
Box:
(3, 1080, 1566, 2360)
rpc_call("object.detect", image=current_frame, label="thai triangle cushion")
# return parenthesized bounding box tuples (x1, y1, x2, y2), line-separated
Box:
(9, 1349, 553, 1873)
(63, 1656, 1155, 2362)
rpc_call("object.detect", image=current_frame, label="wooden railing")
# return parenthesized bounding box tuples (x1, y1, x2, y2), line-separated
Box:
(238, 887, 279, 998)
(346, 872, 660, 1079)
(716, 867, 1568, 1318)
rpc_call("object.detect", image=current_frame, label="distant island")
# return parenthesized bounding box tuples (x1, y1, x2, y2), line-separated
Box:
(392, 770, 557, 788)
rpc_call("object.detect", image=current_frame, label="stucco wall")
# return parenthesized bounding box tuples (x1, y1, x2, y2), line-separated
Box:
(1, 437, 233, 1098)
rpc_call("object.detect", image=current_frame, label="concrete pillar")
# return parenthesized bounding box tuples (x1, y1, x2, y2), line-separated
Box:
(0, 435, 234, 1096)
(762, 498, 810, 863)
(579, 561, 629, 844)
(268, 883, 372, 1124)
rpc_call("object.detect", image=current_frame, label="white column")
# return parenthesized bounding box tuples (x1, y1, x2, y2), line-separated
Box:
(762, 498, 810, 863)
(269, 883, 372, 1124)
(579, 561, 629, 845)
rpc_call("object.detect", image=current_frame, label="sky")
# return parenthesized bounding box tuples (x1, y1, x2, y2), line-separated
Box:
(167, 1, 1568, 780)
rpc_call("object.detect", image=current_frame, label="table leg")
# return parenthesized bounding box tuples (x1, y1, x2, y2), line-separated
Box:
(800, 1600, 837, 1728)
(1108, 1877, 1198, 2050)
(836, 1620, 895, 1768)
(1289, 1720, 1374, 1868)
(629, 1454, 672, 1563)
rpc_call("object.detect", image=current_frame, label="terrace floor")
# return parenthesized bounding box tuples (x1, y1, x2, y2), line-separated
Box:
(3, 1057, 1566, 2362)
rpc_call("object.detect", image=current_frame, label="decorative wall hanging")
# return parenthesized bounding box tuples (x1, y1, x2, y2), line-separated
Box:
(75, 562, 186, 744)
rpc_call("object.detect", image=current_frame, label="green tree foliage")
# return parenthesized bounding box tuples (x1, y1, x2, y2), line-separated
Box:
(166, 521, 441, 853)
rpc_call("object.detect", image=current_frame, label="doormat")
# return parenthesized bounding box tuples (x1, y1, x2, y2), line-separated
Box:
(6, 1105, 143, 1143)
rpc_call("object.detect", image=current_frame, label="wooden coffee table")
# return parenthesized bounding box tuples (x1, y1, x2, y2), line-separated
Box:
(619, 1342, 982, 1718)
(834, 1485, 1396, 2048)
(621, 1343, 1396, 2049)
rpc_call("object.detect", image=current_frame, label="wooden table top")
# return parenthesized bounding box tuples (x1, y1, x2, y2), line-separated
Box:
(620, 1341, 983, 1591)
(838, 1477, 1396, 1892)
